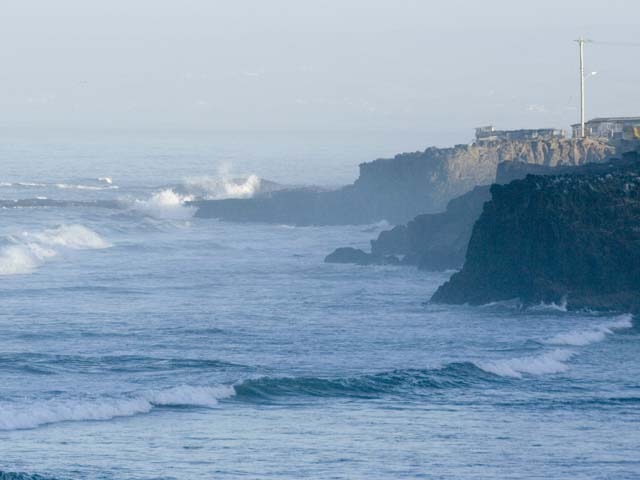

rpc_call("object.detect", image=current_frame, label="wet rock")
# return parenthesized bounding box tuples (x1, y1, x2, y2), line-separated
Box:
(431, 152, 640, 312)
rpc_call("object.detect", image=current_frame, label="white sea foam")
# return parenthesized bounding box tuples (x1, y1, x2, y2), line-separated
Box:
(477, 349, 575, 378)
(0, 180, 117, 190)
(478, 314, 634, 378)
(131, 168, 263, 219)
(144, 384, 236, 408)
(132, 189, 196, 220)
(54, 183, 118, 191)
(0, 385, 236, 430)
(0, 224, 111, 275)
(14, 182, 47, 188)
(182, 174, 262, 200)
(528, 297, 568, 312)
(0, 397, 152, 430)
(0, 245, 44, 275)
(544, 314, 633, 346)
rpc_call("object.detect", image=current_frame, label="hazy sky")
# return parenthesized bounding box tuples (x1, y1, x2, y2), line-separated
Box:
(1, 0, 638, 138)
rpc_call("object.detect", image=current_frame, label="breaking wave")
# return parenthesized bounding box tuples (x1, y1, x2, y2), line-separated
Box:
(129, 172, 267, 219)
(232, 363, 495, 401)
(0, 181, 117, 191)
(1, 311, 633, 430)
(543, 314, 633, 346)
(180, 174, 263, 200)
(477, 315, 634, 378)
(131, 189, 196, 220)
(0, 385, 236, 431)
(528, 297, 568, 312)
(476, 349, 575, 378)
(0, 225, 111, 275)
(53, 183, 118, 191)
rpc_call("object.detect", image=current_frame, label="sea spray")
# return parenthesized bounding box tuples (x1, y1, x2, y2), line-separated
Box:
(132, 189, 196, 220)
(0, 225, 111, 275)
(180, 174, 263, 200)
(130, 170, 265, 219)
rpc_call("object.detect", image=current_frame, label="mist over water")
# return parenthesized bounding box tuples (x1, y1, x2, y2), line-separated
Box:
(1, 0, 639, 476)
(0, 131, 638, 480)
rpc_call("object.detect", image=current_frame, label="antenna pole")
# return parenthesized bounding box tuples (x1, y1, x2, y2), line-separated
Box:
(578, 35, 586, 137)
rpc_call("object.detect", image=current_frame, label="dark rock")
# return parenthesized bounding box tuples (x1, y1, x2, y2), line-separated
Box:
(431, 153, 640, 312)
(370, 186, 492, 271)
(496, 161, 566, 184)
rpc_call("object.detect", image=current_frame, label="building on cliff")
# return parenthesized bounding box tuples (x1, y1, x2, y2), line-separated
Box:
(571, 116, 640, 139)
(474, 126, 565, 144)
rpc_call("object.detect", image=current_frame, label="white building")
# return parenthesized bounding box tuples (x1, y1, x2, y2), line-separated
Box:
(571, 117, 640, 139)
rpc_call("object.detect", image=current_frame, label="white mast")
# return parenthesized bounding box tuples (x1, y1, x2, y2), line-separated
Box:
(576, 35, 586, 138)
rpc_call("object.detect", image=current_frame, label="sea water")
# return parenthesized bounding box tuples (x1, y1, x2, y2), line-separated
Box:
(0, 131, 638, 480)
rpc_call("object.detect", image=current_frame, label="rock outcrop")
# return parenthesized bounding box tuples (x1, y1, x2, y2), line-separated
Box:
(325, 158, 600, 272)
(431, 152, 640, 312)
(195, 138, 614, 225)
(365, 186, 491, 270)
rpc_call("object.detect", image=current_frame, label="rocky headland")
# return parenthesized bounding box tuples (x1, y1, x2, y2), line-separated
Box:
(324, 185, 491, 270)
(322, 156, 615, 271)
(194, 137, 614, 226)
(431, 152, 640, 312)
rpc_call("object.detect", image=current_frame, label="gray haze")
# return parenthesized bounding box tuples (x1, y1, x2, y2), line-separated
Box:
(1, 0, 638, 140)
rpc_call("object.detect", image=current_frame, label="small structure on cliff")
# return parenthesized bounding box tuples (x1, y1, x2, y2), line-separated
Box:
(571, 117, 640, 139)
(474, 126, 565, 144)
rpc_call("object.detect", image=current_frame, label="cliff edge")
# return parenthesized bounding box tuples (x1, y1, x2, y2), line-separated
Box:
(195, 138, 614, 225)
(431, 153, 640, 312)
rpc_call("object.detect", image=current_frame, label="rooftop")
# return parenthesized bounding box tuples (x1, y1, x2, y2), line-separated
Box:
(571, 116, 640, 127)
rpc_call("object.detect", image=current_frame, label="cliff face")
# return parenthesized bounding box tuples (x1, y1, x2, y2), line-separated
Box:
(370, 186, 491, 270)
(196, 138, 614, 225)
(354, 138, 615, 215)
(326, 150, 616, 271)
(431, 153, 640, 312)
(324, 185, 491, 270)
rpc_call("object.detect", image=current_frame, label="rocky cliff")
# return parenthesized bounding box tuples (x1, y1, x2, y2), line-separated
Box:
(354, 137, 614, 215)
(325, 155, 613, 271)
(325, 185, 490, 270)
(431, 152, 640, 312)
(195, 138, 614, 225)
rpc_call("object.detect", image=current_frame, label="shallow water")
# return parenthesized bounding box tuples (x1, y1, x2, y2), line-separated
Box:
(1, 132, 639, 479)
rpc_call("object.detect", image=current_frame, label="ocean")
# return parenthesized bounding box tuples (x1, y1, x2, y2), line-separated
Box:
(0, 131, 638, 480)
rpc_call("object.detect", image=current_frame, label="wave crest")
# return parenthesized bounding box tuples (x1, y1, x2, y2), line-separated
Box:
(0, 225, 111, 275)
(130, 172, 267, 219)
(544, 314, 633, 346)
(131, 189, 196, 220)
(0, 181, 117, 191)
(232, 363, 496, 401)
(0, 385, 235, 431)
(181, 174, 263, 200)
(476, 349, 575, 378)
